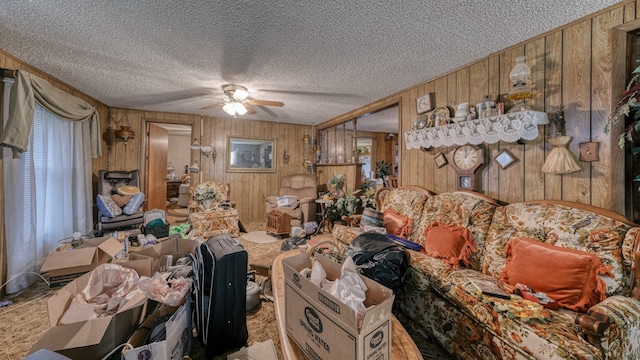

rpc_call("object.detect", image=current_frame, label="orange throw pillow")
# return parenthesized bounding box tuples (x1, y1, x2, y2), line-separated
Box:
(421, 222, 476, 268)
(500, 237, 613, 313)
(382, 209, 413, 238)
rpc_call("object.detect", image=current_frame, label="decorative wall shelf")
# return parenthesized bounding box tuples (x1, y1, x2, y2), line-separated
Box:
(404, 110, 549, 149)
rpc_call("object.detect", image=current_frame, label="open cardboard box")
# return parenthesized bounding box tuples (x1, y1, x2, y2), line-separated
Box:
(128, 238, 199, 275)
(40, 236, 124, 288)
(283, 253, 395, 360)
(29, 264, 149, 359)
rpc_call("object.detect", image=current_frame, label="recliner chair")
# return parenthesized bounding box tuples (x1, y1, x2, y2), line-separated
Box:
(95, 170, 145, 235)
(265, 174, 318, 228)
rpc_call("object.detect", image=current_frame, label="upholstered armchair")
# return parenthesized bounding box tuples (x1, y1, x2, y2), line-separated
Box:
(95, 170, 145, 235)
(265, 174, 318, 228)
(188, 181, 240, 238)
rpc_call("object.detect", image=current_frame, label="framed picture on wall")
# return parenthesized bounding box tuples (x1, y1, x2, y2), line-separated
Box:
(226, 136, 277, 173)
(434, 152, 448, 168)
(417, 93, 433, 114)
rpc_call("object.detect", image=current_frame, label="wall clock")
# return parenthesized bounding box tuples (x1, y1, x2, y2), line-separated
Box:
(417, 93, 433, 114)
(448, 144, 484, 190)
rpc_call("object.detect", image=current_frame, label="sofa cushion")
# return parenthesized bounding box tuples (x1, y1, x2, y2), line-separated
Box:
(332, 224, 363, 245)
(500, 237, 613, 312)
(415, 192, 498, 271)
(422, 222, 476, 268)
(383, 209, 413, 237)
(96, 194, 122, 218)
(482, 203, 632, 296)
(377, 187, 431, 242)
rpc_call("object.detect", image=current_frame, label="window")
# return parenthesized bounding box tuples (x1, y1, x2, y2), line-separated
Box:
(3, 103, 93, 293)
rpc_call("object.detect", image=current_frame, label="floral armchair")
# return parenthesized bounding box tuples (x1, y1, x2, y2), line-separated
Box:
(188, 181, 239, 238)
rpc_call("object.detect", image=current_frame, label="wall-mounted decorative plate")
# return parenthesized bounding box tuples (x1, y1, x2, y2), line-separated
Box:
(494, 149, 517, 170)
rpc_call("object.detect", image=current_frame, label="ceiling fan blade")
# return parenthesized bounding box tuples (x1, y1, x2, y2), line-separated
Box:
(247, 99, 284, 107)
(244, 104, 258, 115)
(200, 102, 225, 110)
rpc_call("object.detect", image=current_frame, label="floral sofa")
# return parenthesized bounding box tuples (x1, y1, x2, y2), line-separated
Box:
(331, 186, 640, 360)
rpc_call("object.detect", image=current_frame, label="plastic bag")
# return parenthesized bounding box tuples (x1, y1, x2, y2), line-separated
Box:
(346, 232, 410, 292)
(138, 273, 192, 306)
(280, 236, 307, 252)
(327, 256, 367, 323)
(305, 256, 367, 326)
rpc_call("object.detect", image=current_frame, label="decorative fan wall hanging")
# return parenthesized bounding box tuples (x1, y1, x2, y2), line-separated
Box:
(200, 84, 284, 116)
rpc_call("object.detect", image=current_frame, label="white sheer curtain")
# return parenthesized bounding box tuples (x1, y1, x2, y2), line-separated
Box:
(3, 101, 93, 294)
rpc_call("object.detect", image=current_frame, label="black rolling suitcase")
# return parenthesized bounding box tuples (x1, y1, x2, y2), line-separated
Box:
(193, 234, 248, 357)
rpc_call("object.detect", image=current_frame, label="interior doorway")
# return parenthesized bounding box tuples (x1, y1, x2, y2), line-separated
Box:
(144, 122, 193, 213)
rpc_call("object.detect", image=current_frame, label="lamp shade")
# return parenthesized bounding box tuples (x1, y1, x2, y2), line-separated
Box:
(114, 125, 135, 142)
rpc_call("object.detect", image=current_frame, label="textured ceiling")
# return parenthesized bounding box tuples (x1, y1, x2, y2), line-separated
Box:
(0, 1, 621, 133)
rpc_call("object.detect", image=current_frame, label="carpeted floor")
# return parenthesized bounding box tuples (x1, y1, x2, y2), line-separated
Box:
(0, 218, 451, 360)
(0, 220, 331, 360)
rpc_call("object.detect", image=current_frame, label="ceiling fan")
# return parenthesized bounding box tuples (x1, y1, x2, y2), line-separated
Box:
(200, 84, 284, 116)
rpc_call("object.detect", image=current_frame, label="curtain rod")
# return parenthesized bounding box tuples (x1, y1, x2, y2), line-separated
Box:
(0, 69, 17, 78)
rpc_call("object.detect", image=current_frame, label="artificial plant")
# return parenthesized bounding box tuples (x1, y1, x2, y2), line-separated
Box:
(374, 160, 391, 179)
(605, 59, 640, 147)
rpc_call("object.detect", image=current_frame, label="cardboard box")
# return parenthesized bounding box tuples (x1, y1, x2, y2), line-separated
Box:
(123, 296, 192, 360)
(128, 238, 199, 275)
(29, 268, 148, 359)
(283, 253, 395, 360)
(40, 236, 124, 288)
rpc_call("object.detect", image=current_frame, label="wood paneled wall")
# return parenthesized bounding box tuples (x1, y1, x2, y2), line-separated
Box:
(319, 1, 639, 216)
(106, 108, 312, 223)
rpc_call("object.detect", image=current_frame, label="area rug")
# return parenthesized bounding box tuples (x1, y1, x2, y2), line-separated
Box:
(242, 231, 279, 244)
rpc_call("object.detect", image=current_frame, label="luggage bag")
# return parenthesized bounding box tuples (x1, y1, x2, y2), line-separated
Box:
(192, 234, 248, 357)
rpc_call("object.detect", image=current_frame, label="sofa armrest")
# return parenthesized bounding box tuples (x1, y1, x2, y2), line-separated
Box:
(575, 295, 640, 355)
(632, 237, 640, 300)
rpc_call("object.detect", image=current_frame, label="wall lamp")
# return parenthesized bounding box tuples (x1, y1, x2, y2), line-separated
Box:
(201, 145, 217, 163)
(115, 126, 135, 146)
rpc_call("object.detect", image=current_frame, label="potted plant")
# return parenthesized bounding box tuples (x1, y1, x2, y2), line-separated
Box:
(605, 59, 640, 147)
(374, 160, 391, 179)
(324, 189, 362, 224)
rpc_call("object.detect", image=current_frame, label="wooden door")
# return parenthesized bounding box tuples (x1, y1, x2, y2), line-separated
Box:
(147, 123, 168, 212)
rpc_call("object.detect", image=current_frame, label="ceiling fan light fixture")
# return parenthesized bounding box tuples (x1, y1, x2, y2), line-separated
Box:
(223, 102, 237, 116)
(232, 88, 249, 100)
(235, 102, 247, 115)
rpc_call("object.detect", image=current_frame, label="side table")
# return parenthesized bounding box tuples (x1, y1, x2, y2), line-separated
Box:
(314, 199, 332, 233)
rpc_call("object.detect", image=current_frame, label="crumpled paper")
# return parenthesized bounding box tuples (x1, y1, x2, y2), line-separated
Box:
(306, 256, 368, 326)
(138, 273, 192, 306)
